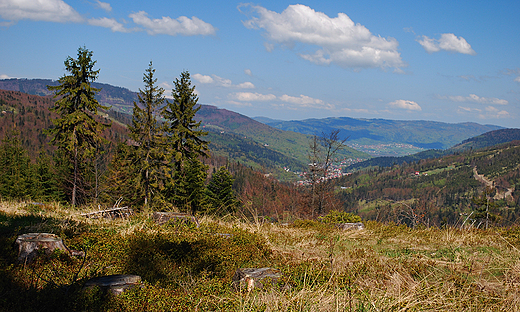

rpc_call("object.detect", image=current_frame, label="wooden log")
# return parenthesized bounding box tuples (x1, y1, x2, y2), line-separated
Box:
(14, 233, 85, 263)
(83, 274, 141, 295)
(232, 268, 281, 292)
(152, 212, 199, 227)
(81, 207, 133, 219)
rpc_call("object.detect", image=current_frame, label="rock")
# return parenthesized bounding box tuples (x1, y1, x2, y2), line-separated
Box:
(336, 222, 365, 230)
(14, 233, 85, 263)
(152, 212, 199, 227)
(84, 274, 141, 295)
(232, 268, 281, 292)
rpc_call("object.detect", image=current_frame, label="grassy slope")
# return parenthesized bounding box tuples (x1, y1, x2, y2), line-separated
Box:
(1, 202, 520, 311)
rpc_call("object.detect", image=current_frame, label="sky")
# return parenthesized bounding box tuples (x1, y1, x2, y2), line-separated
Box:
(0, 0, 519, 128)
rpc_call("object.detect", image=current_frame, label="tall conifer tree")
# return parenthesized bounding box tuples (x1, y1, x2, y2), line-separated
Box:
(128, 62, 167, 209)
(162, 71, 209, 213)
(47, 47, 109, 206)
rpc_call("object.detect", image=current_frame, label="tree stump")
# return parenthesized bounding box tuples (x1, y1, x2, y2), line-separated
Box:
(336, 222, 365, 230)
(152, 212, 199, 227)
(232, 268, 281, 292)
(14, 233, 84, 263)
(84, 274, 141, 295)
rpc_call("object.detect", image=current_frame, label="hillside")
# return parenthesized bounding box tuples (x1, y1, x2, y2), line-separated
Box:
(256, 116, 504, 156)
(0, 79, 370, 172)
(348, 128, 520, 171)
(197, 105, 368, 168)
(0, 89, 128, 159)
(336, 140, 520, 227)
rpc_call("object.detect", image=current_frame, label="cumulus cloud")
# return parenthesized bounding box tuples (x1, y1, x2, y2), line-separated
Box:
(418, 33, 476, 55)
(94, 0, 112, 12)
(438, 94, 508, 105)
(129, 11, 216, 36)
(239, 4, 405, 70)
(0, 0, 84, 24)
(194, 74, 254, 89)
(515, 76, 520, 83)
(88, 17, 131, 32)
(229, 92, 334, 110)
(244, 69, 253, 76)
(0, 74, 11, 79)
(459, 106, 510, 119)
(388, 100, 422, 111)
(230, 92, 276, 102)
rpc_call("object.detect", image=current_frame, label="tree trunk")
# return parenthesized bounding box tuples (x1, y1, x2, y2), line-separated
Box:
(15, 233, 84, 263)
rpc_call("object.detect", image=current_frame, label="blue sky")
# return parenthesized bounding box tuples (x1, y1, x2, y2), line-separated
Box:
(1, 0, 519, 128)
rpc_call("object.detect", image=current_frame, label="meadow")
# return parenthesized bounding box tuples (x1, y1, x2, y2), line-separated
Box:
(1, 200, 520, 311)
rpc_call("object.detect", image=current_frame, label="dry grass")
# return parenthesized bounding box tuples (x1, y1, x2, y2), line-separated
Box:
(2, 201, 520, 311)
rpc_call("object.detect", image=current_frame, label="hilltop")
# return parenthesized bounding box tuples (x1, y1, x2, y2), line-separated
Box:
(256, 116, 504, 156)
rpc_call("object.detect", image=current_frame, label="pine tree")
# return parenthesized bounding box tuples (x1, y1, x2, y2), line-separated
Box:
(0, 130, 32, 199)
(47, 47, 110, 206)
(206, 166, 239, 215)
(162, 71, 209, 212)
(127, 62, 168, 210)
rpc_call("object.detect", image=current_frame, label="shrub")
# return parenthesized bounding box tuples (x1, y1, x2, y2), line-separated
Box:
(319, 210, 362, 224)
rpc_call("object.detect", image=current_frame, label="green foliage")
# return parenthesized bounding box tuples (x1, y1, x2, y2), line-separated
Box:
(205, 167, 240, 215)
(126, 62, 168, 210)
(47, 46, 110, 206)
(163, 71, 209, 213)
(319, 209, 362, 223)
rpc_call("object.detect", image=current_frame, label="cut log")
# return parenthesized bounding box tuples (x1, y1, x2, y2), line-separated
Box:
(232, 268, 281, 292)
(81, 207, 133, 219)
(152, 212, 199, 228)
(14, 233, 85, 263)
(336, 222, 365, 230)
(84, 274, 141, 295)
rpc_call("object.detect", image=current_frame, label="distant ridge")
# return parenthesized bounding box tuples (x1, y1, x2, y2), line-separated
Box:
(348, 128, 520, 170)
(256, 116, 504, 156)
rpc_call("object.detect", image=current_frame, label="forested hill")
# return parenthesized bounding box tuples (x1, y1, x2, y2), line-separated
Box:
(256, 116, 503, 156)
(348, 128, 520, 171)
(336, 139, 520, 227)
(0, 89, 128, 159)
(0, 78, 370, 171)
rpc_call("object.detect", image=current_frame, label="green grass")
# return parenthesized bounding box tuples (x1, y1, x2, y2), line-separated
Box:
(2, 201, 520, 311)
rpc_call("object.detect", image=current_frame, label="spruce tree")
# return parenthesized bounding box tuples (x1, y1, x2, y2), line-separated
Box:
(163, 71, 209, 213)
(47, 47, 110, 206)
(128, 62, 168, 210)
(205, 167, 239, 215)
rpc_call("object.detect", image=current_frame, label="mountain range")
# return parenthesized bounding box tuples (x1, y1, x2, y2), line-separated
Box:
(0, 78, 515, 175)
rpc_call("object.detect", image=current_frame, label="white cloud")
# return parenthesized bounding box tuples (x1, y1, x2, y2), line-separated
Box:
(230, 92, 276, 102)
(515, 76, 520, 83)
(279, 94, 333, 109)
(194, 74, 254, 89)
(388, 100, 422, 111)
(193, 74, 214, 84)
(94, 0, 112, 12)
(458, 105, 510, 119)
(129, 11, 216, 36)
(438, 94, 508, 105)
(244, 69, 252, 76)
(418, 33, 476, 55)
(237, 82, 255, 89)
(0, 0, 84, 23)
(239, 4, 405, 70)
(88, 17, 130, 32)
(229, 91, 334, 110)
(0, 74, 11, 79)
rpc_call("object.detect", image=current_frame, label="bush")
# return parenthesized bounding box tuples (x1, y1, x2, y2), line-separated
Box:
(319, 210, 362, 224)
